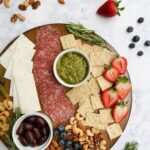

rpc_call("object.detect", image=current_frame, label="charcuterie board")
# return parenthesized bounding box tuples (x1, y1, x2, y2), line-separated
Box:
(0, 23, 132, 150)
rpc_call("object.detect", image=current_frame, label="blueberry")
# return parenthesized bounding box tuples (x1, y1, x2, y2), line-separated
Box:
(129, 43, 135, 49)
(137, 51, 144, 56)
(137, 17, 144, 23)
(58, 125, 65, 132)
(144, 40, 150, 46)
(126, 26, 134, 33)
(66, 140, 73, 148)
(60, 131, 67, 139)
(53, 128, 59, 136)
(73, 142, 81, 150)
(58, 139, 65, 147)
(132, 35, 140, 42)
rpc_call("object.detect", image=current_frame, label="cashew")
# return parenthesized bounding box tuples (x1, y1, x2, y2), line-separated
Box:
(70, 117, 75, 125)
(7, 100, 13, 110)
(79, 129, 84, 137)
(1, 111, 10, 117)
(0, 105, 5, 112)
(91, 127, 100, 134)
(65, 124, 72, 131)
(72, 125, 80, 134)
(86, 129, 94, 137)
(4, 0, 10, 8)
(83, 144, 88, 150)
(99, 140, 107, 150)
(79, 136, 87, 142)
(75, 113, 84, 121)
(0, 116, 6, 126)
(2, 124, 9, 131)
(77, 120, 86, 132)
(0, 131, 4, 136)
(2, 99, 9, 109)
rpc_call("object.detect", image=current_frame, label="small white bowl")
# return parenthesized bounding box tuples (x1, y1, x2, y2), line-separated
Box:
(12, 112, 53, 150)
(53, 48, 91, 88)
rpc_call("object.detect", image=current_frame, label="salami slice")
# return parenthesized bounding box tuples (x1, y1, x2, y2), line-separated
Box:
(33, 25, 75, 124)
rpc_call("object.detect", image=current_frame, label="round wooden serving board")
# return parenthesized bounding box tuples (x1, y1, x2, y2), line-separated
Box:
(0, 24, 132, 150)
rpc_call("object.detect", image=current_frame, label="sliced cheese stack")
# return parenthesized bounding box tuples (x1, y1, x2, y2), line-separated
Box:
(0, 34, 41, 114)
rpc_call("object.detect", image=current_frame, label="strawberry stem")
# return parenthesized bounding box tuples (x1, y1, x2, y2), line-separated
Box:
(114, 0, 125, 16)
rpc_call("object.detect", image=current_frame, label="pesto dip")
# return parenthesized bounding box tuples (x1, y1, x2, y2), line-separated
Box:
(56, 52, 89, 84)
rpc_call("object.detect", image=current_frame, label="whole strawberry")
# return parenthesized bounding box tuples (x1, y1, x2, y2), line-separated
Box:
(97, 0, 125, 17)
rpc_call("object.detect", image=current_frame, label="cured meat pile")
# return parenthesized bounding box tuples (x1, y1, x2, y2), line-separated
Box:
(32, 25, 75, 124)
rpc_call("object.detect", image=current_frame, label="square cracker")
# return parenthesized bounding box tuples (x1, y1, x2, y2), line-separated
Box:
(92, 66, 105, 78)
(88, 77, 100, 95)
(100, 48, 116, 65)
(99, 109, 114, 124)
(66, 82, 91, 105)
(91, 94, 104, 110)
(77, 98, 93, 117)
(106, 123, 122, 140)
(85, 112, 107, 130)
(90, 45, 104, 66)
(97, 76, 112, 91)
(81, 43, 93, 57)
(60, 34, 76, 50)
(73, 39, 83, 50)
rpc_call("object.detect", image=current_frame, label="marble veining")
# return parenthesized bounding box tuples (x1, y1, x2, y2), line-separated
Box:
(0, 0, 150, 149)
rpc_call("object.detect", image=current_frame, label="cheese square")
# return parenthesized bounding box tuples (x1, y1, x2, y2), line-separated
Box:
(0, 34, 34, 68)
(106, 123, 122, 140)
(99, 109, 114, 124)
(92, 66, 104, 78)
(91, 94, 104, 110)
(97, 76, 112, 91)
(60, 34, 76, 50)
(14, 74, 41, 114)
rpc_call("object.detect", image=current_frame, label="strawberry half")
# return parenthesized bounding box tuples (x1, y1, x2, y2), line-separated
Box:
(115, 76, 132, 99)
(97, 0, 125, 17)
(104, 67, 119, 82)
(112, 57, 127, 75)
(101, 89, 120, 108)
(113, 101, 128, 123)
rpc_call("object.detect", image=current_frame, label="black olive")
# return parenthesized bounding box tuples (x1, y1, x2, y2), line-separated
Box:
(16, 123, 24, 135)
(18, 136, 29, 146)
(35, 116, 46, 126)
(33, 128, 41, 140)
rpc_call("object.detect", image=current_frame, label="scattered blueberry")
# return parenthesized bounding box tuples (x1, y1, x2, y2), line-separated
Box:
(66, 140, 73, 148)
(60, 131, 67, 139)
(73, 142, 81, 150)
(137, 17, 144, 23)
(132, 35, 140, 42)
(129, 43, 135, 49)
(126, 26, 134, 33)
(144, 40, 150, 46)
(58, 139, 65, 147)
(53, 128, 59, 136)
(58, 125, 65, 132)
(137, 51, 144, 56)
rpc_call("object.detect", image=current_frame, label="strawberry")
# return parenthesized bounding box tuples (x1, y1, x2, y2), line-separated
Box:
(112, 57, 127, 75)
(115, 76, 132, 99)
(101, 89, 120, 108)
(104, 67, 119, 82)
(113, 101, 128, 123)
(97, 0, 125, 17)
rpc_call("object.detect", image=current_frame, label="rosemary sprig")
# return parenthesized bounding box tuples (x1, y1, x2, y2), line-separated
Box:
(66, 23, 106, 47)
(124, 141, 139, 150)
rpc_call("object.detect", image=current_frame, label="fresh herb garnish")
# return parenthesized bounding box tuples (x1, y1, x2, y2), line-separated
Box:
(124, 141, 139, 150)
(66, 23, 106, 46)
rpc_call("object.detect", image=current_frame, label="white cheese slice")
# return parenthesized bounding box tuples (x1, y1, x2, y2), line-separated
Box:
(0, 34, 34, 68)
(9, 60, 33, 96)
(14, 74, 41, 114)
(4, 46, 35, 80)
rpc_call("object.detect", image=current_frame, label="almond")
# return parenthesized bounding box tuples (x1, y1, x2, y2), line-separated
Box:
(23, 0, 29, 7)
(0, 0, 3, 5)
(17, 13, 25, 22)
(18, 4, 27, 11)
(58, 0, 65, 4)
(10, 14, 18, 23)
(49, 145, 55, 150)
(31, 0, 41, 9)
(29, 0, 34, 5)
(51, 139, 58, 148)
(4, 0, 10, 8)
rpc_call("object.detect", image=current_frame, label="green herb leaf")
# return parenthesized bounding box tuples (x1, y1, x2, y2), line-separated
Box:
(66, 23, 106, 47)
(124, 141, 139, 150)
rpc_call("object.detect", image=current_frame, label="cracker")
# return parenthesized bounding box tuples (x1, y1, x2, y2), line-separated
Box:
(77, 98, 93, 117)
(60, 34, 76, 50)
(99, 109, 114, 124)
(90, 45, 104, 66)
(91, 94, 104, 110)
(81, 43, 93, 57)
(88, 77, 100, 95)
(106, 123, 122, 140)
(97, 76, 112, 91)
(66, 82, 91, 105)
(85, 112, 107, 130)
(100, 48, 116, 65)
(92, 66, 105, 78)
(73, 39, 83, 50)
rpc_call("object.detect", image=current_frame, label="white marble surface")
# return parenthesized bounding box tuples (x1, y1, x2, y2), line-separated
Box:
(0, 0, 150, 149)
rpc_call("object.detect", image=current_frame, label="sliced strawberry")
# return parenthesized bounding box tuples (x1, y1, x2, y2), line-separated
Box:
(115, 76, 132, 99)
(101, 89, 120, 108)
(97, 0, 125, 17)
(112, 57, 127, 75)
(113, 101, 128, 123)
(104, 67, 119, 82)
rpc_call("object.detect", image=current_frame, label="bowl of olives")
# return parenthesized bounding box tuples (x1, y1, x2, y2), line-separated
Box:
(12, 112, 53, 150)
